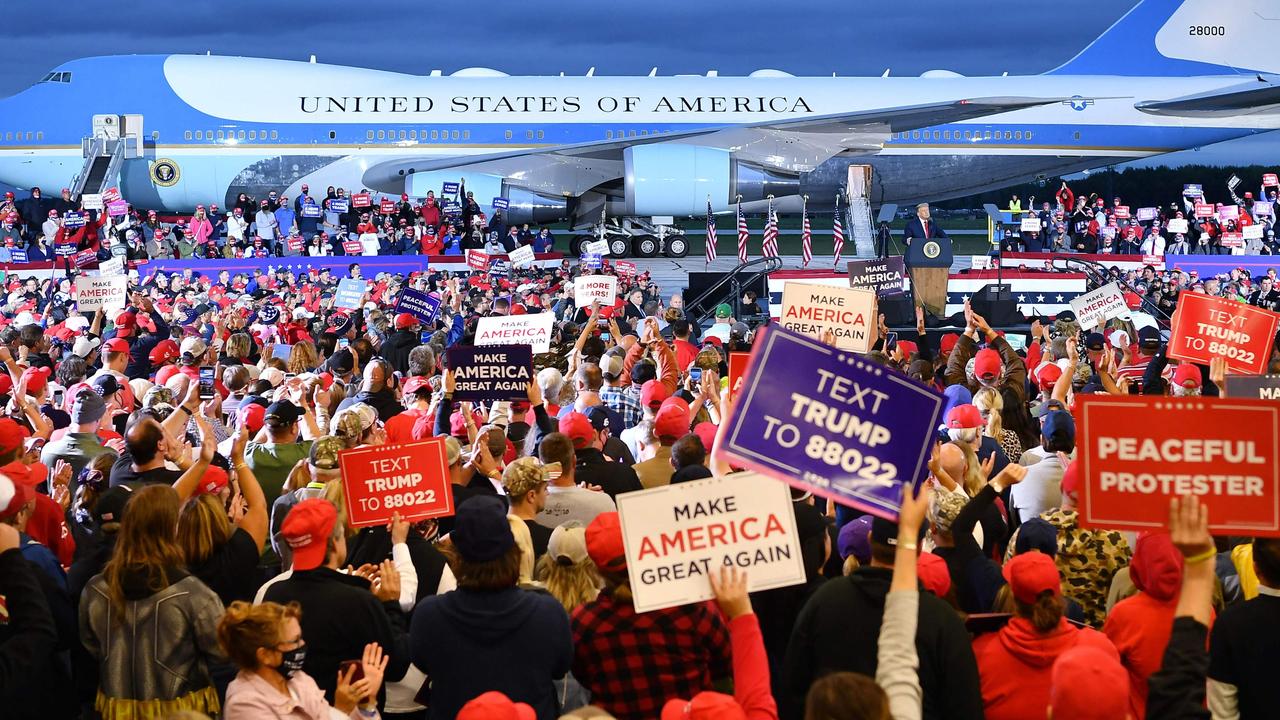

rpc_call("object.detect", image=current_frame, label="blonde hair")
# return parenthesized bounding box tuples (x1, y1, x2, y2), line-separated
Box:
(224, 333, 252, 360)
(176, 494, 232, 567)
(322, 479, 354, 539)
(956, 441, 984, 497)
(973, 386, 1004, 439)
(218, 600, 301, 671)
(534, 553, 602, 612)
(287, 341, 320, 375)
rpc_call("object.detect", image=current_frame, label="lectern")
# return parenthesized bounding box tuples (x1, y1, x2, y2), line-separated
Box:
(904, 236, 953, 317)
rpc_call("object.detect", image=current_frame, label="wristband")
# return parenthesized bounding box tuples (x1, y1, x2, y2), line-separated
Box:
(1184, 548, 1216, 565)
(896, 541, 918, 552)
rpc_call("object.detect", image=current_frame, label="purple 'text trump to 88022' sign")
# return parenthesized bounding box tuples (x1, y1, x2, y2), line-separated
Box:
(723, 325, 944, 520)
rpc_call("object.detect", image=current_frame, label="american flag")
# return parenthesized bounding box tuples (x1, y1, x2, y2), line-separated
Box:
(736, 201, 749, 264)
(705, 199, 717, 265)
(800, 198, 812, 267)
(762, 198, 779, 258)
(833, 196, 846, 267)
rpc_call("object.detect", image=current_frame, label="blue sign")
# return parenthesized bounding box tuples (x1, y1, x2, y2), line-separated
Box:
(9, 249, 27, 264)
(490, 259, 509, 277)
(722, 325, 944, 520)
(395, 287, 442, 325)
(141, 255, 432, 281)
(55, 243, 76, 257)
(444, 344, 533, 402)
(335, 278, 366, 309)
(300, 203, 321, 218)
(328, 198, 350, 213)
(492, 197, 510, 210)
(111, 244, 128, 258)
(64, 211, 86, 229)
(581, 252, 602, 270)
(1184, 184, 1204, 196)
(442, 182, 460, 195)
(443, 202, 462, 214)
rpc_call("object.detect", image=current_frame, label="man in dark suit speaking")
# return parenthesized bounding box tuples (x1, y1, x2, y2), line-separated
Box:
(902, 202, 948, 247)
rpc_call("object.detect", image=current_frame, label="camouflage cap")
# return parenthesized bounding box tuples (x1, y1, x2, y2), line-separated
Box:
(502, 457, 548, 498)
(143, 385, 176, 408)
(309, 435, 345, 471)
(928, 487, 967, 536)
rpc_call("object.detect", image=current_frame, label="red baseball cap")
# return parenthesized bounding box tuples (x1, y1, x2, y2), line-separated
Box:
(917, 551, 952, 598)
(1172, 364, 1201, 389)
(457, 692, 535, 720)
(0, 472, 31, 520)
(693, 421, 717, 454)
(154, 364, 182, 387)
(102, 337, 131, 355)
(0, 419, 24, 455)
(896, 340, 918, 357)
(945, 403, 983, 430)
(1061, 459, 1079, 497)
(280, 498, 337, 571)
(558, 412, 596, 449)
(585, 511, 627, 572)
(402, 376, 431, 397)
(973, 348, 1002, 381)
(654, 404, 690, 440)
(939, 333, 961, 355)
(194, 466, 229, 496)
(1049, 646, 1128, 720)
(1002, 551, 1061, 604)
(1036, 363, 1063, 391)
(238, 404, 266, 435)
(113, 310, 136, 336)
(148, 339, 180, 365)
(639, 379, 670, 410)
(20, 366, 51, 396)
(394, 312, 418, 331)
(661, 693, 744, 720)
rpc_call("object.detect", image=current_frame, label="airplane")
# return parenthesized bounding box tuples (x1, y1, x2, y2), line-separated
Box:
(0, 0, 1276, 258)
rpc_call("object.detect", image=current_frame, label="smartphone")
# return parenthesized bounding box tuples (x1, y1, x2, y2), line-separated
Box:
(884, 331, 898, 352)
(601, 332, 611, 342)
(690, 367, 703, 382)
(338, 338, 349, 349)
(53, 389, 64, 408)
(338, 659, 365, 683)
(198, 367, 216, 400)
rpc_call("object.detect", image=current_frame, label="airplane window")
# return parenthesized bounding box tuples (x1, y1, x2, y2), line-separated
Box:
(451, 130, 459, 140)
(963, 130, 971, 139)
(377, 130, 385, 140)
(184, 131, 192, 140)
(607, 130, 614, 139)
(1004, 131, 1011, 140)
(504, 130, 512, 140)
(1015, 131, 1022, 140)
(196, 130, 203, 140)
(1027, 131, 1034, 140)
(912, 131, 919, 140)
(398, 131, 406, 140)
(271, 130, 278, 140)
(984, 131, 992, 139)
(932, 131, 939, 139)
(640, 130, 648, 136)
(463, 130, 470, 139)
(328, 130, 335, 140)
(25, 132, 31, 141)
(60, 72, 71, 82)
(537, 130, 545, 139)
(943, 131, 950, 139)
(526, 130, 534, 140)
(237, 130, 245, 140)
(1072, 131, 1079, 140)
(249, 130, 257, 140)
(150, 131, 158, 140)
(36, 132, 42, 141)
(410, 130, 417, 140)
(432, 130, 440, 140)
(3, 132, 9, 141)
(217, 130, 225, 140)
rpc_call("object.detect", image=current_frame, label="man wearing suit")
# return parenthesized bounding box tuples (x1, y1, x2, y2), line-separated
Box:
(902, 203, 948, 251)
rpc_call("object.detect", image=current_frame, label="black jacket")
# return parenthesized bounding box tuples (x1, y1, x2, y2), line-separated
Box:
(1148, 617, 1210, 720)
(263, 567, 410, 704)
(347, 527, 449, 604)
(381, 328, 419, 375)
(337, 387, 402, 422)
(781, 567, 984, 720)
(573, 447, 642, 500)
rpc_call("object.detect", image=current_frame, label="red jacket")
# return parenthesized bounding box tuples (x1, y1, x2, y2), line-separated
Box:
(972, 616, 1118, 720)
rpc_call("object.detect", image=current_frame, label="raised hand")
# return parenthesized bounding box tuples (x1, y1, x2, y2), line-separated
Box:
(709, 566, 752, 620)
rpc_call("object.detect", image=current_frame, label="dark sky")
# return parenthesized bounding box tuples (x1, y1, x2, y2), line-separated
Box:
(0, 0, 1272, 165)
(0, 0, 1130, 95)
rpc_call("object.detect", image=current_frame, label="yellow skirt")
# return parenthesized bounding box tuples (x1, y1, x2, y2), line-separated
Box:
(95, 686, 221, 720)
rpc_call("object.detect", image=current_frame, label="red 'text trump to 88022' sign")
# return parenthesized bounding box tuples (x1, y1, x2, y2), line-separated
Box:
(1167, 291, 1280, 375)
(339, 438, 454, 527)
(1077, 395, 1280, 535)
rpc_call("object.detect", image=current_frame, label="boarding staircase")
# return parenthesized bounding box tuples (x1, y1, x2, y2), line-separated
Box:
(846, 164, 877, 258)
(687, 255, 782, 329)
(70, 114, 145, 201)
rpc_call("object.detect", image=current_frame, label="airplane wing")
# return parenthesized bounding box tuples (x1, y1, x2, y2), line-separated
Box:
(362, 96, 1079, 196)
(1136, 76, 1280, 117)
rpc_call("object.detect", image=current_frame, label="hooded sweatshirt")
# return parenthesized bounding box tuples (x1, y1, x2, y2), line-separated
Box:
(409, 586, 571, 720)
(1103, 531, 1199, 719)
(972, 616, 1117, 720)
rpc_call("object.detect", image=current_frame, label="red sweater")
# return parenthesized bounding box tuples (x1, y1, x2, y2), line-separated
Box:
(972, 616, 1118, 720)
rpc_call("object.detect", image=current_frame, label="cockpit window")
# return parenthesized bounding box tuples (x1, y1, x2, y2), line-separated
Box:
(38, 72, 71, 84)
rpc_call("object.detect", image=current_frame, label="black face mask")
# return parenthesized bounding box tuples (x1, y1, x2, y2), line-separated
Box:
(279, 645, 307, 678)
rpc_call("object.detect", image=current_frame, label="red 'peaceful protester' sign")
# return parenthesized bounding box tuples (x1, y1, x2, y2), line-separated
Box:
(1077, 395, 1280, 535)
(339, 438, 454, 527)
(1168, 291, 1280, 375)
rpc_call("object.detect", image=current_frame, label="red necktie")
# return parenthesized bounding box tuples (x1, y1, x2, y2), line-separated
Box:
(924, 221, 930, 239)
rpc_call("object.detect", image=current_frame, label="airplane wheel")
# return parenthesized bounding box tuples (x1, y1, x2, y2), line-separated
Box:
(665, 235, 690, 258)
(632, 235, 658, 257)
(570, 235, 593, 256)
(608, 237, 630, 257)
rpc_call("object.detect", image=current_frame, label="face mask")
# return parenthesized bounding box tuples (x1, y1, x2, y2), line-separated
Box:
(279, 645, 307, 677)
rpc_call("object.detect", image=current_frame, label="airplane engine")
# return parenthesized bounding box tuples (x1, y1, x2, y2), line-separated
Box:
(623, 144, 799, 216)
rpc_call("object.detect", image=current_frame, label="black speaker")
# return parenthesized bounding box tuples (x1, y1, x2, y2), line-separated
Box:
(969, 283, 1024, 327)
(879, 294, 916, 328)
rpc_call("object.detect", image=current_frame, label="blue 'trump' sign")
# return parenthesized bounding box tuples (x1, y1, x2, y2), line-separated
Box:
(328, 198, 350, 214)
(492, 197, 510, 210)
(395, 287, 442, 325)
(722, 325, 944, 520)
(442, 182, 460, 195)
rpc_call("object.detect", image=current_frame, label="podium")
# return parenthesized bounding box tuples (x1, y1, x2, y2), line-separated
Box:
(904, 236, 953, 317)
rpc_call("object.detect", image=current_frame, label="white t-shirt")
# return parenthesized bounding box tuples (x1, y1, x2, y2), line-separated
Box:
(535, 484, 617, 529)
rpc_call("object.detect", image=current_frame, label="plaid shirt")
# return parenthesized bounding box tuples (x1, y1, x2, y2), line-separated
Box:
(571, 593, 731, 720)
(600, 385, 644, 430)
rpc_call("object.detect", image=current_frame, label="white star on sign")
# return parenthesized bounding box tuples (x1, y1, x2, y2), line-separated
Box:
(1036, 294, 1045, 302)
(1017, 295, 1026, 302)
(962, 295, 970, 302)
(1055, 294, 1065, 302)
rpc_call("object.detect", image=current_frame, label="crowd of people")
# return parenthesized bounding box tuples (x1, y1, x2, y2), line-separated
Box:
(996, 179, 1280, 255)
(0, 185, 557, 261)
(0, 174, 1277, 720)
